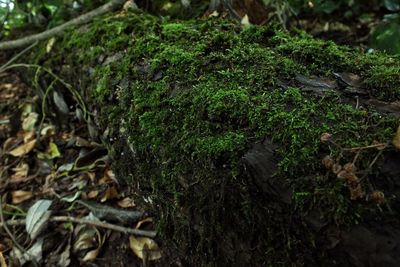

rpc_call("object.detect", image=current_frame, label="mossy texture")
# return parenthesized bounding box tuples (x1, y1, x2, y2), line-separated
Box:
(33, 11, 400, 266)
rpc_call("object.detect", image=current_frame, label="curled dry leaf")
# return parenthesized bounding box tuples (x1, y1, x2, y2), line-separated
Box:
(73, 225, 104, 262)
(129, 236, 161, 261)
(11, 190, 33, 204)
(8, 139, 36, 157)
(118, 197, 136, 208)
(135, 217, 153, 229)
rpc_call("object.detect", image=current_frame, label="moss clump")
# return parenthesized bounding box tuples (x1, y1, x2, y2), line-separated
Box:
(33, 11, 400, 266)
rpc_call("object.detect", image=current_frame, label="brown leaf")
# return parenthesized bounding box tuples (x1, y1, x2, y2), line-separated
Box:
(100, 187, 119, 202)
(10, 163, 29, 183)
(87, 191, 99, 199)
(8, 139, 36, 157)
(117, 197, 136, 208)
(12, 190, 33, 204)
(129, 236, 161, 261)
(99, 169, 118, 185)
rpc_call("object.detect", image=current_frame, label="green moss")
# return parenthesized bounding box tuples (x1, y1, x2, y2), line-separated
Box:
(32, 11, 400, 266)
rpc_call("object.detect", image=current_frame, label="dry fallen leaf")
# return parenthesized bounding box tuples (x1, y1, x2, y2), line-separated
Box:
(10, 163, 29, 182)
(100, 186, 119, 202)
(99, 169, 118, 184)
(135, 217, 153, 229)
(12, 190, 34, 204)
(87, 191, 99, 199)
(393, 125, 400, 150)
(22, 112, 38, 132)
(129, 236, 161, 261)
(0, 251, 7, 267)
(118, 197, 136, 208)
(8, 139, 36, 157)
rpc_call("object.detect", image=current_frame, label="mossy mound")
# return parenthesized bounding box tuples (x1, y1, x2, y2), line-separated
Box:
(30, 11, 400, 266)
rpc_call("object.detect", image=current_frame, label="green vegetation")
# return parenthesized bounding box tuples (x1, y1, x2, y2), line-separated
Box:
(29, 11, 400, 266)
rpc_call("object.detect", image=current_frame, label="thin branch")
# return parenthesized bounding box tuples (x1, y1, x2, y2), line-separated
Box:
(52, 216, 157, 238)
(0, 215, 157, 238)
(0, 0, 125, 50)
(0, 41, 38, 72)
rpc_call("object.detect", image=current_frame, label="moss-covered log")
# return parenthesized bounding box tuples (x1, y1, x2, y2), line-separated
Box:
(28, 11, 400, 266)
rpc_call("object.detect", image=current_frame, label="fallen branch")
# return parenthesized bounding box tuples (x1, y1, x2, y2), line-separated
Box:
(0, 0, 125, 50)
(0, 215, 157, 238)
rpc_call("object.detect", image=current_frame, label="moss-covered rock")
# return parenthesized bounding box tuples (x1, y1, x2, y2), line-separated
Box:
(29, 11, 400, 266)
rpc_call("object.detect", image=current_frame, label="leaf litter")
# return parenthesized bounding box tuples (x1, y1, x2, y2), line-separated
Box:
(0, 70, 158, 266)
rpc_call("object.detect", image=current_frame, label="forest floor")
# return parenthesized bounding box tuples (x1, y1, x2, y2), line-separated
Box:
(0, 71, 155, 266)
(0, 8, 398, 267)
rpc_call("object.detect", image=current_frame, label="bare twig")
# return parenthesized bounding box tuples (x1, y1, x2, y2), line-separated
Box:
(0, 41, 38, 72)
(52, 216, 157, 237)
(0, 0, 125, 50)
(343, 142, 388, 152)
(0, 215, 157, 238)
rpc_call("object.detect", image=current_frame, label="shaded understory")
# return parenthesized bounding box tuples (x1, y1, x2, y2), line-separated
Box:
(26, 11, 400, 266)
